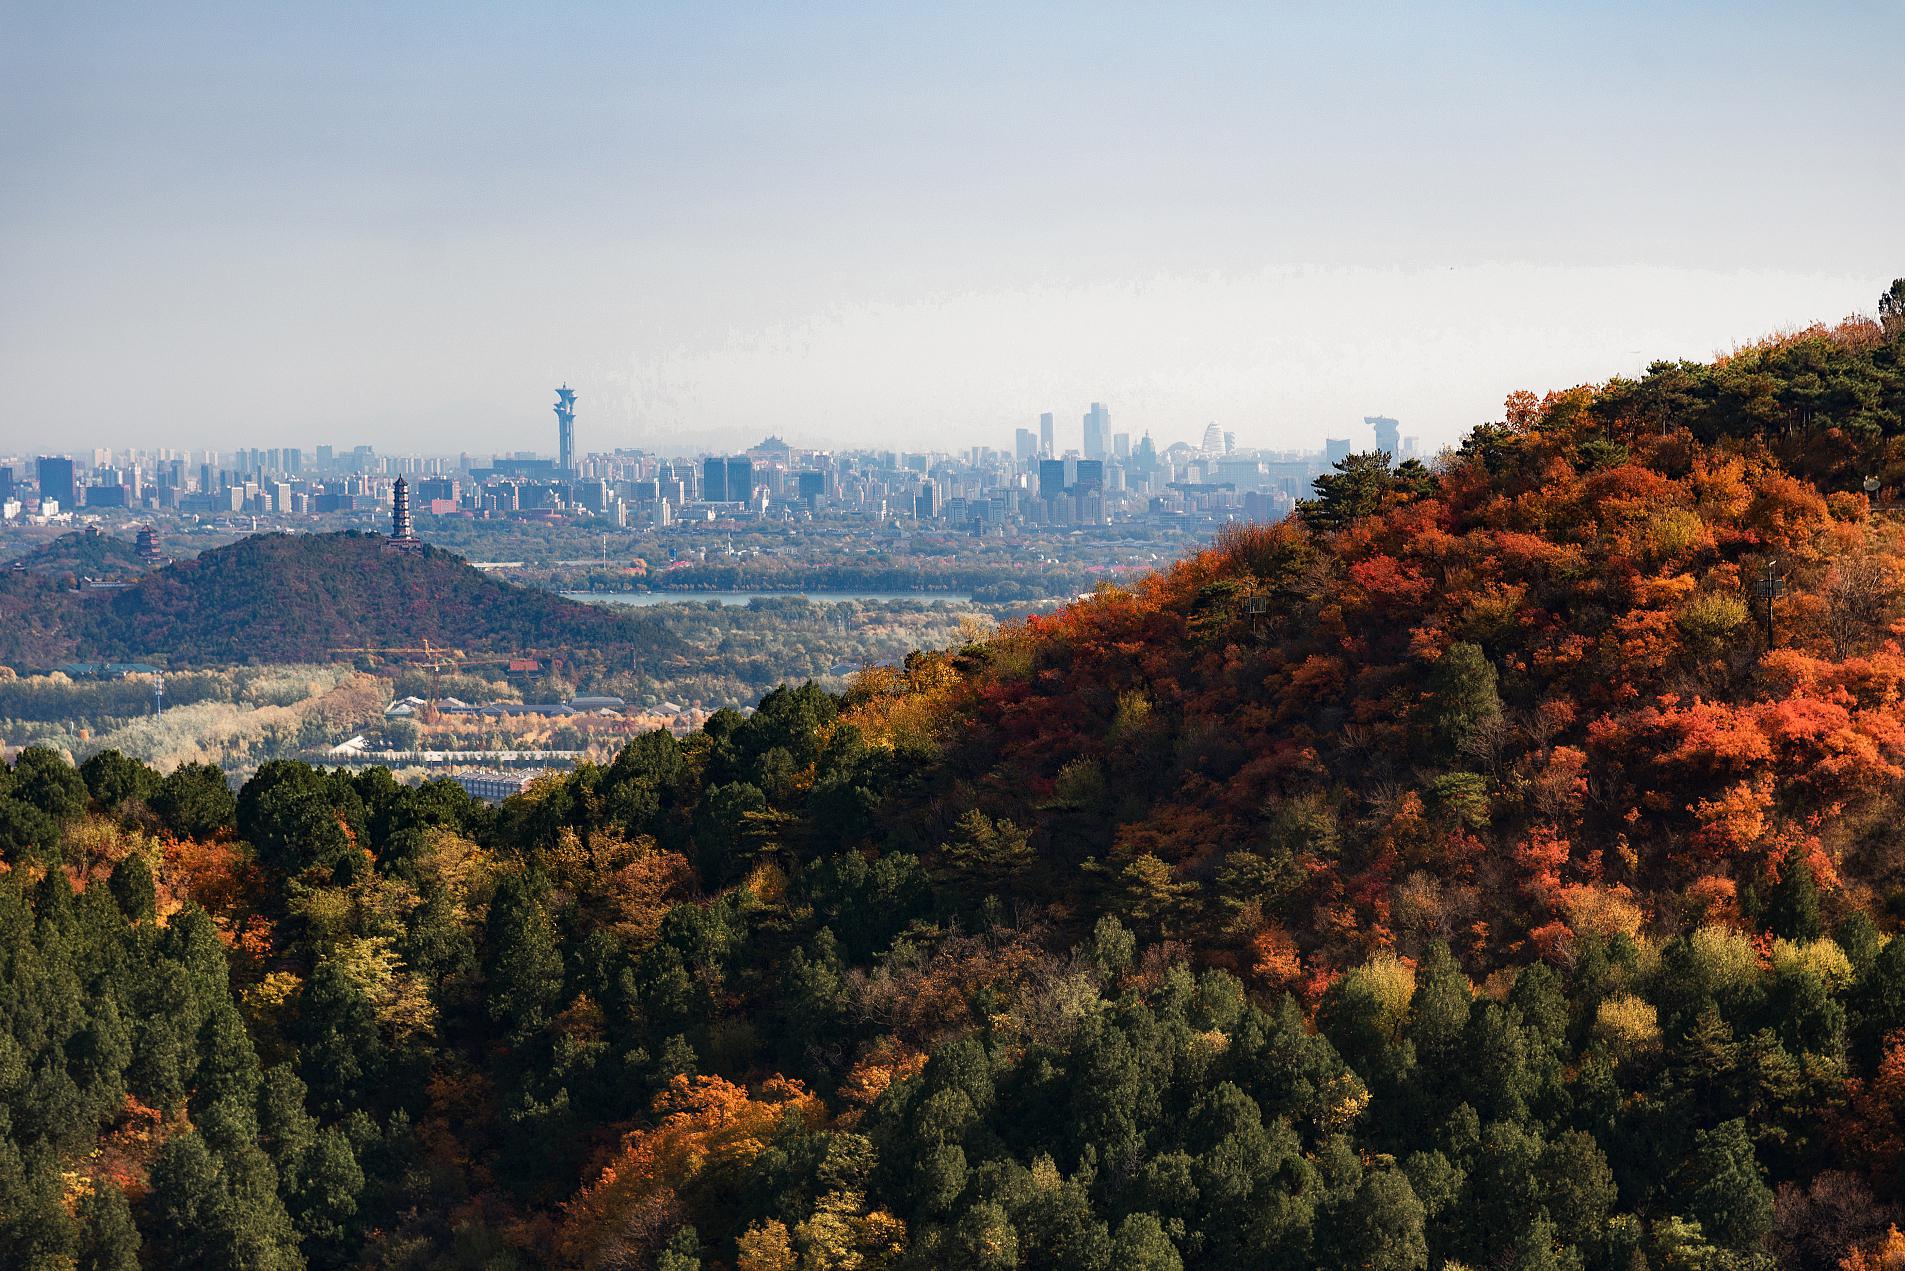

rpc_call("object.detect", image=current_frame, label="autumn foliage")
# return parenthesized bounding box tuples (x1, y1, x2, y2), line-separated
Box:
(7, 295, 1905, 1268)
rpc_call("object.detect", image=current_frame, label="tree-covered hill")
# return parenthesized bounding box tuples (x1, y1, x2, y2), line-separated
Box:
(0, 531, 652, 669)
(7, 286, 1905, 1269)
(4, 527, 155, 581)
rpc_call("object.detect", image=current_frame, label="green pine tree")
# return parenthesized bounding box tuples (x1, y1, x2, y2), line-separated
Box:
(76, 1180, 141, 1271)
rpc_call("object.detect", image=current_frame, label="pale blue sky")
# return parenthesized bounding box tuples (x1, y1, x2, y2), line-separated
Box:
(3, 2, 1899, 456)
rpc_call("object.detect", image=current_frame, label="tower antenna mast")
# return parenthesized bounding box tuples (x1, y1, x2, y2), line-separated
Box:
(1755, 558, 1786, 650)
(555, 385, 578, 475)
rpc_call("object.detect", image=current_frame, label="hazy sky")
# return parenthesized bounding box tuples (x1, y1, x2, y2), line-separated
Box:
(3, 2, 1900, 458)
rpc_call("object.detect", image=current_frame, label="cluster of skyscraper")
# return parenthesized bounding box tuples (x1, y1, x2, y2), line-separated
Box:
(1013, 403, 1129, 468)
(1, 388, 1418, 536)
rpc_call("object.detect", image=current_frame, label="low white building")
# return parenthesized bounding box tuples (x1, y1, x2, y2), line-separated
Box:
(452, 770, 541, 802)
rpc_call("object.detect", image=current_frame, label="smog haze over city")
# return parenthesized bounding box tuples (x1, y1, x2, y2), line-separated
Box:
(4, 2, 1898, 455)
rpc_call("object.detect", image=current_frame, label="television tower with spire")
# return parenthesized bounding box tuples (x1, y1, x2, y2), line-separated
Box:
(555, 385, 578, 474)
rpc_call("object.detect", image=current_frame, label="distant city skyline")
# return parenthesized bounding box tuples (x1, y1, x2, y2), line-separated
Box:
(3, 5, 1899, 455)
(4, 398, 1408, 469)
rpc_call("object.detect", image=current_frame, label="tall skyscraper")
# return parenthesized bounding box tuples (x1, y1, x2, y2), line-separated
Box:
(1015, 428, 1038, 465)
(555, 385, 578, 474)
(726, 457, 754, 505)
(1325, 438, 1351, 465)
(1038, 458, 1067, 500)
(36, 457, 76, 511)
(1039, 412, 1054, 457)
(702, 456, 728, 502)
(1201, 422, 1223, 453)
(1365, 415, 1400, 458)
(1083, 403, 1110, 461)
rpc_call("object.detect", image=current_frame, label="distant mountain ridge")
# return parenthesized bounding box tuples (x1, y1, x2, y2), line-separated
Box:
(0, 530, 645, 668)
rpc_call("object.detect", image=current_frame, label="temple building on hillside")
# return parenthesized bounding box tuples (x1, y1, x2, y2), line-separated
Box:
(387, 476, 422, 550)
(135, 525, 165, 564)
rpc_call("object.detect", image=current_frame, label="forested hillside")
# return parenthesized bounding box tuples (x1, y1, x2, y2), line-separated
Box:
(5, 528, 156, 581)
(6, 291, 1905, 1269)
(67, 533, 641, 667)
(0, 532, 662, 671)
(0, 536, 993, 713)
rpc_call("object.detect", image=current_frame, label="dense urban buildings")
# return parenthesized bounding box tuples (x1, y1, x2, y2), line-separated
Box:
(0, 390, 1424, 542)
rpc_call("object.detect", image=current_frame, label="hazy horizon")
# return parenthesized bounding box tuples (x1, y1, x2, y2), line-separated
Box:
(4, 3, 1900, 457)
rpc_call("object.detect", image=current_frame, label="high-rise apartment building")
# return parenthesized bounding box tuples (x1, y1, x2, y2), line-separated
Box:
(574, 479, 609, 513)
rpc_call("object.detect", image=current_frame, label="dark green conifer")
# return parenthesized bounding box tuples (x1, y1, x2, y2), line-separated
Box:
(75, 1180, 141, 1271)
(1685, 1118, 1773, 1252)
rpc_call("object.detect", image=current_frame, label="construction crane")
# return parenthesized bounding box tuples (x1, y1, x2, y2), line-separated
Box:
(329, 639, 471, 710)
(435, 653, 524, 698)
(516, 648, 582, 696)
(332, 641, 567, 707)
